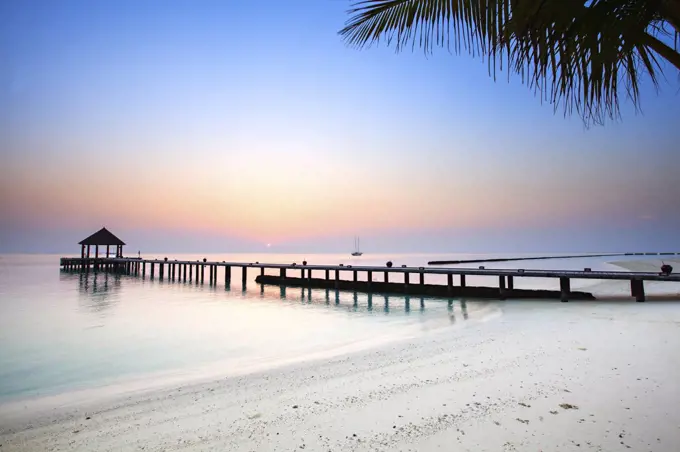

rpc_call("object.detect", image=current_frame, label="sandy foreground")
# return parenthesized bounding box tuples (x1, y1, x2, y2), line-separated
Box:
(1, 261, 680, 451)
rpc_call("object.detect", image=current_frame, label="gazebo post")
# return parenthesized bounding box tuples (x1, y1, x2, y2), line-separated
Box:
(87, 245, 91, 258)
(81, 245, 85, 258)
(95, 245, 99, 258)
(106, 245, 110, 258)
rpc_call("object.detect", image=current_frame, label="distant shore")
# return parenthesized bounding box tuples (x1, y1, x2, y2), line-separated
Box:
(428, 252, 679, 265)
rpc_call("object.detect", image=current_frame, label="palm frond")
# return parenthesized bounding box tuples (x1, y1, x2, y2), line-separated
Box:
(340, 0, 680, 126)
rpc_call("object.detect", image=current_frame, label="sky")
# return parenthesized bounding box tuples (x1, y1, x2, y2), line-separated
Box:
(1, 0, 679, 254)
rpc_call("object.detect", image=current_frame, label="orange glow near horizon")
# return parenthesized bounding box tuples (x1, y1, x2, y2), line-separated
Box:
(3, 145, 667, 244)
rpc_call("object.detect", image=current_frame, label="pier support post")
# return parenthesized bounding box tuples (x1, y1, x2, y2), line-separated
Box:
(353, 271, 358, 282)
(419, 272, 424, 287)
(460, 275, 466, 287)
(183, 264, 186, 282)
(261, 267, 265, 277)
(631, 279, 645, 302)
(225, 266, 231, 284)
(325, 269, 330, 280)
(335, 269, 340, 290)
(404, 272, 410, 291)
(384, 271, 389, 283)
(150, 263, 155, 279)
(280, 268, 286, 279)
(189, 264, 193, 282)
(200, 265, 204, 284)
(507, 275, 514, 290)
(242, 266, 247, 286)
(160, 263, 164, 281)
(560, 277, 570, 302)
(447, 274, 453, 295)
(209, 265, 214, 285)
(301, 268, 304, 279)
(498, 275, 507, 299)
(367, 271, 372, 290)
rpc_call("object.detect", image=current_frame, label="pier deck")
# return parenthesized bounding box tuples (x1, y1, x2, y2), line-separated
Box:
(59, 257, 680, 302)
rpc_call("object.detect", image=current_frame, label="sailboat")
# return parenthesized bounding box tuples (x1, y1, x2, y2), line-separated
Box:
(351, 236, 363, 256)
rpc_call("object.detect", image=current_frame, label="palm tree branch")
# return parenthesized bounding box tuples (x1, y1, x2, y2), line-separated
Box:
(340, 0, 680, 126)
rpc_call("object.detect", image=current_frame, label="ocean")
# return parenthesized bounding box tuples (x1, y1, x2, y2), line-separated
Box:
(0, 252, 673, 403)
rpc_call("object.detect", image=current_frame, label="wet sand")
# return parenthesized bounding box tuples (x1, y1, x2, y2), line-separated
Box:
(2, 294, 680, 451)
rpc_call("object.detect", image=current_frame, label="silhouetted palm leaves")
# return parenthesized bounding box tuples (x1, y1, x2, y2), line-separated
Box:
(340, 0, 680, 125)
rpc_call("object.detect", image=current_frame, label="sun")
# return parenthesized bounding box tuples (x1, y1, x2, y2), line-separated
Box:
(266, 243, 271, 248)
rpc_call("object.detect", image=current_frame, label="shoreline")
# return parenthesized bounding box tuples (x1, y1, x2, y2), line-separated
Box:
(2, 298, 679, 451)
(1, 257, 679, 451)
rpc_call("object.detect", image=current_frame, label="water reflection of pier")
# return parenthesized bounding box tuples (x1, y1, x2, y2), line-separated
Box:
(61, 264, 475, 320)
(264, 284, 471, 319)
(60, 271, 123, 315)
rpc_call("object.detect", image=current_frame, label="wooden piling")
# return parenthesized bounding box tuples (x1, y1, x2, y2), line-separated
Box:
(335, 269, 340, 289)
(507, 275, 514, 290)
(498, 275, 507, 299)
(404, 272, 410, 291)
(631, 279, 645, 302)
(560, 277, 570, 302)
(460, 274, 466, 287)
(447, 273, 453, 295)
(242, 266, 247, 286)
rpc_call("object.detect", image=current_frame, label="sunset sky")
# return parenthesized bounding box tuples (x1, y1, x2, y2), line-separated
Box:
(2, 0, 680, 253)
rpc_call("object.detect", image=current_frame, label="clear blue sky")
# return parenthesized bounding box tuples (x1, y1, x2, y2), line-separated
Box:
(1, 0, 679, 253)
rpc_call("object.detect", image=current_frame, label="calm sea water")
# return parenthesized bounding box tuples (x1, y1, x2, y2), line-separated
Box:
(0, 252, 670, 403)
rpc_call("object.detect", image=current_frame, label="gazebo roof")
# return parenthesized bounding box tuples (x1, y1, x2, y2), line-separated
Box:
(78, 228, 126, 246)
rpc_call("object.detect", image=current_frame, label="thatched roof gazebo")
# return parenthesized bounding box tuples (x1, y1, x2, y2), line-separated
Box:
(79, 228, 125, 258)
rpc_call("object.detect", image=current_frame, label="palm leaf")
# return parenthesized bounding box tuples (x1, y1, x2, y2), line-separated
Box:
(340, 0, 680, 126)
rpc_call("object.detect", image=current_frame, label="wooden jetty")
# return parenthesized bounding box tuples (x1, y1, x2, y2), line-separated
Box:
(59, 229, 680, 303)
(58, 257, 680, 302)
(255, 274, 596, 300)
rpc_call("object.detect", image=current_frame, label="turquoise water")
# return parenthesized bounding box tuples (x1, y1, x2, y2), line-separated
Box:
(0, 252, 668, 402)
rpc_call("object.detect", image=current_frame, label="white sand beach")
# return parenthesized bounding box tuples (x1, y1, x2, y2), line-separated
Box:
(1, 260, 679, 451)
